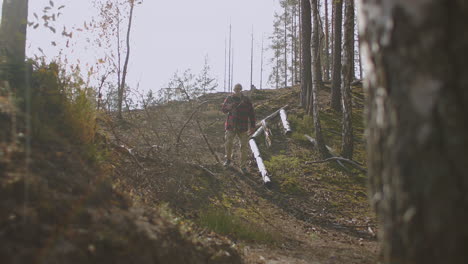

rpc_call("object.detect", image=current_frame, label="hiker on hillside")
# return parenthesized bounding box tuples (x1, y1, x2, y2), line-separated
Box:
(221, 83, 256, 173)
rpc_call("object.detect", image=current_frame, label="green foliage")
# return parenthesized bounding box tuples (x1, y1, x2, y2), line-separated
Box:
(264, 155, 304, 194)
(30, 61, 105, 163)
(198, 208, 276, 244)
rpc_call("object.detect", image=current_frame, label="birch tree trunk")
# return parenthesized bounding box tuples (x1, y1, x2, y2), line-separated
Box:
(284, 5, 288, 87)
(308, 0, 322, 115)
(330, 0, 343, 112)
(300, 0, 312, 109)
(359, 0, 468, 263)
(340, 0, 354, 159)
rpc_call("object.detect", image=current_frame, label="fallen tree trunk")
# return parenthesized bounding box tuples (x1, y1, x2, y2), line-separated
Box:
(304, 134, 366, 173)
(279, 109, 292, 135)
(248, 138, 271, 184)
(306, 157, 367, 173)
(254, 105, 288, 128)
(113, 143, 144, 169)
(251, 125, 264, 138)
(304, 134, 333, 152)
(304, 134, 348, 171)
(261, 120, 272, 147)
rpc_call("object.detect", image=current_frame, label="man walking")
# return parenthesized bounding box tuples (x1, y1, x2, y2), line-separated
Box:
(221, 83, 256, 173)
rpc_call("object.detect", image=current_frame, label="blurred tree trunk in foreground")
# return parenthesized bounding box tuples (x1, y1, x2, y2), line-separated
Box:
(359, 0, 468, 263)
(0, 0, 29, 65)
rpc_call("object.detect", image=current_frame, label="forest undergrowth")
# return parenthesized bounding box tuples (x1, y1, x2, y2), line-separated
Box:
(1, 61, 378, 263)
(107, 84, 379, 263)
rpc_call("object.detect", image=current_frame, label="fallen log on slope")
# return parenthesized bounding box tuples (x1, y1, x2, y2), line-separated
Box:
(247, 105, 293, 184)
(306, 157, 367, 173)
(261, 120, 272, 147)
(304, 134, 367, 173)
(248, 138, 271, 185)
(279, 109, 292, 135)
(304, 134, 348, 171)
(254, 105, 288, 128)
(304, 134, 333, 153)
(251, 105, 291, 140)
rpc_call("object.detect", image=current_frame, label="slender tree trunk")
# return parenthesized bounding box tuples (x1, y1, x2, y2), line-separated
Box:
(250, 27, 254, 90)
(116, 5, 122, 117)
(224, 37, 227, 92)
(311, 0, 330, 159)
(231, 47, 234, 87)
(324, 0, 330, 81)
(330, 0, 343, 112)
(260, 36, 264, 89)
(0, 0, 29, 65)
(330, 1, 334, 77)
(298, 1, 302, 85)
(118, 0, 134, 119)
(284, 5, 288, 87)
(358, 32, 362, 79)
(276, 54, 279, 89)
(350, 7, 356, 80)
(291, 4, 296, 85)
(360, 0, 468, 263)
(340, 0, 354, 159)
(300, 0, 312, 109)
(228, 23, 232, 92)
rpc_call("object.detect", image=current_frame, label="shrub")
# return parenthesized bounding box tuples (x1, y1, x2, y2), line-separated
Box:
(29, 61, 104, 163)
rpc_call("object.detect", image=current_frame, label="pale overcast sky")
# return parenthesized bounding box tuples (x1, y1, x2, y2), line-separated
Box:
(1, 0, 281, 94)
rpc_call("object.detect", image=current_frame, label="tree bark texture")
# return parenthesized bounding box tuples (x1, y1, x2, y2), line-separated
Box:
(340, 0, 354, 159)
(311, 0, 330, 159)
(359, 0, 468, 263)
(330, 0, 343, 112)
(300, 0, 312, 109)
(308, 0, 321, 114)
(0, 0, 29, 65)
(284, 5, 288, 87)
(324, 0, 330, 81)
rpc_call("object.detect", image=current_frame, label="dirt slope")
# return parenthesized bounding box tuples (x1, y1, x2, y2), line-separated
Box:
(109, 85, 379, 263)
(0, 116, 242, 263)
